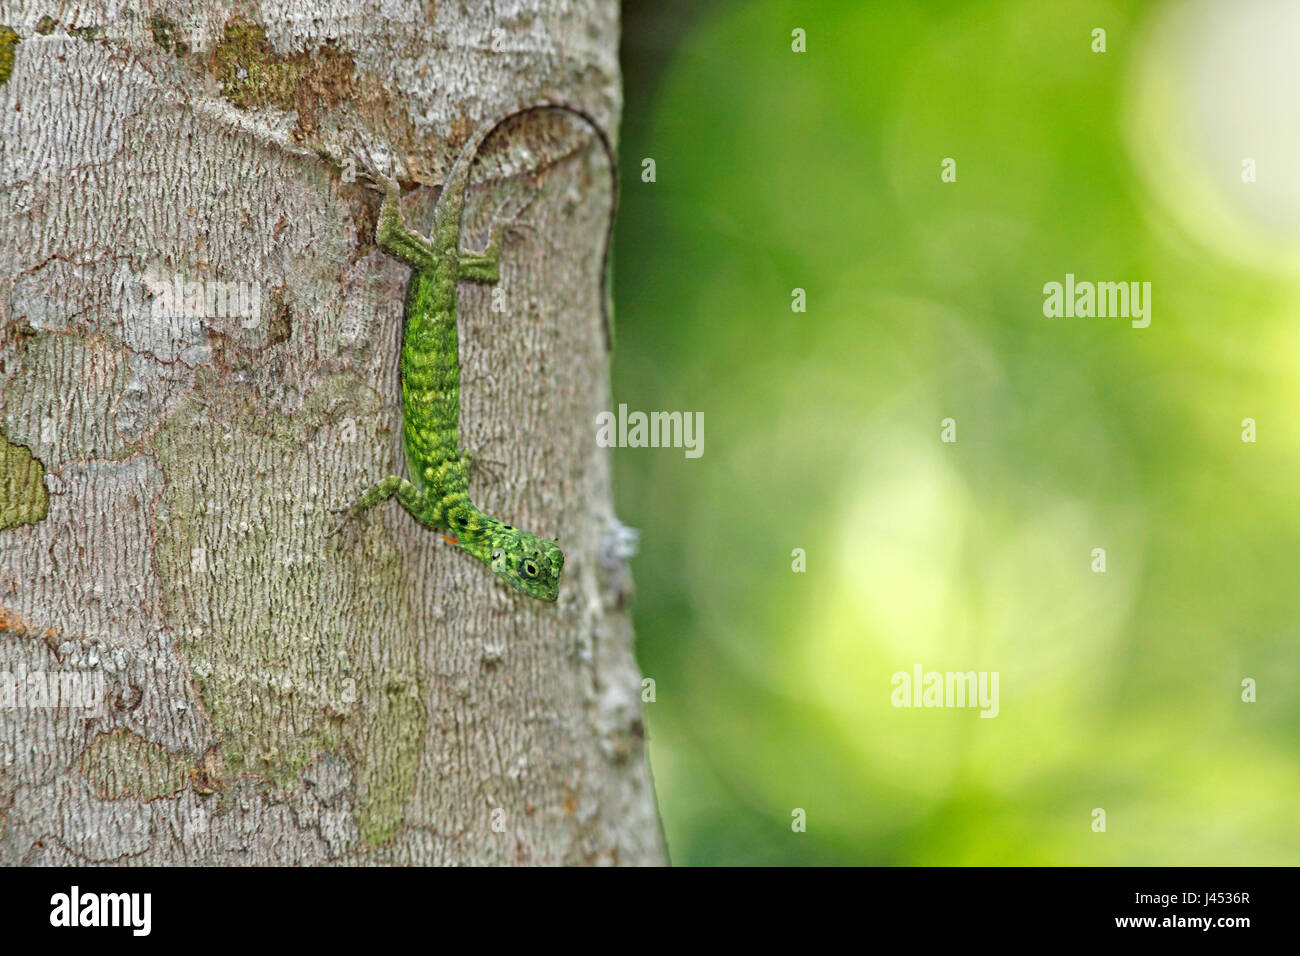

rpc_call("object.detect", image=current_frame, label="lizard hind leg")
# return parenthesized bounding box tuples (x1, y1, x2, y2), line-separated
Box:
(459, 448, 506, 485)
(458, 185, 541, 284)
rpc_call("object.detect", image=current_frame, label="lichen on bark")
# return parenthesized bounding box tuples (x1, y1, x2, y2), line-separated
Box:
(79, 728, 193, 801)
(150, 374, 426, 846)
(0, 26, 17, 85)
(209, 16, 356, 138)
(0, 434, 49, 529)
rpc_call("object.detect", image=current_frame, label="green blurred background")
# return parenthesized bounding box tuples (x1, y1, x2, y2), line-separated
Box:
(612, 0, 1300, 865)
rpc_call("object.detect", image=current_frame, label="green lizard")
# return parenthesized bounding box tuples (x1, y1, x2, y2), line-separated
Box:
(331, 103, 616, 602)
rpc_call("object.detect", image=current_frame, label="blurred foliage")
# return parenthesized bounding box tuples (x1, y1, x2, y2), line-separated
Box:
(614, 0, 1300, 864)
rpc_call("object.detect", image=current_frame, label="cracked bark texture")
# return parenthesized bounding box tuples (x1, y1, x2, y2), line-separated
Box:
(0, 1, 664, 865)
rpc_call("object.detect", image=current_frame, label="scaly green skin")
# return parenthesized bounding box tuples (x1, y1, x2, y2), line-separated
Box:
(340, 104, 614, 601)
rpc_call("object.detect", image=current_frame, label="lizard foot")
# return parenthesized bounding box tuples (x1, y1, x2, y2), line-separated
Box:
(491, 184, 542, 241)
(324, 504, 356, 540)
(346, 133, 401, 200)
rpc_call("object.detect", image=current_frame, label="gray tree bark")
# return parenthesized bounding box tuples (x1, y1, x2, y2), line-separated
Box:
(0, 1, 663, 865)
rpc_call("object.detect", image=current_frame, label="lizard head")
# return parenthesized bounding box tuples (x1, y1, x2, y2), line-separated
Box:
(489, 530, 564, 602)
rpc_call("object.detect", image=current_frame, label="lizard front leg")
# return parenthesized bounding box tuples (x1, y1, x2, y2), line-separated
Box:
(327, 475, 425, 537)
(349, 138, 438, 271)
(376, 199, 438, 271)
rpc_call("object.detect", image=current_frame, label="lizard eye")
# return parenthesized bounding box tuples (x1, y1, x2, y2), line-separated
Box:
(521, 559, 539, 579)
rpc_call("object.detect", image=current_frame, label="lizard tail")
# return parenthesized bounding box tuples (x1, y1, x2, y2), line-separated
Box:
(431, 101, 619, 348)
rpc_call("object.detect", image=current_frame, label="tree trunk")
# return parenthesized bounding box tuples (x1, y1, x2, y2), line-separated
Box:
(0, 2, 663, 865)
